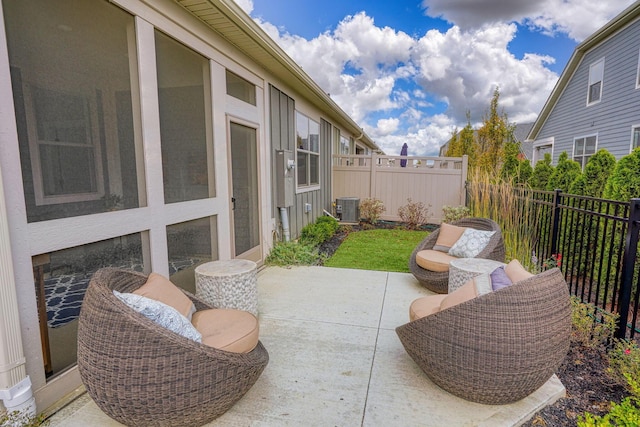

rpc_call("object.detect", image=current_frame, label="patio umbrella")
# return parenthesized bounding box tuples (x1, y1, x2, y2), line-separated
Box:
(400, 143, 408, 167)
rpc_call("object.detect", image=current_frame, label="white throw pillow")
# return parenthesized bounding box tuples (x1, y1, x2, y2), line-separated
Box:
(448, 228, 496, 258)
(114, 290, 202, 343)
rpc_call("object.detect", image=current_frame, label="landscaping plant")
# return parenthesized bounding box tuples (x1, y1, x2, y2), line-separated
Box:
(441, 205, 470, 223)
(397, 198, 431, 230)
(359, 198, 385, 224)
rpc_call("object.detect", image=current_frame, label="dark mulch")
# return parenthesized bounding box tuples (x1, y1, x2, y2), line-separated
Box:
(319, 221, 632, 426)
(522, 343, 629, 426)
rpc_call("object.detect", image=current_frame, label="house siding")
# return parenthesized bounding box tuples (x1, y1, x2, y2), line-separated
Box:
(534, 17, 640, 161)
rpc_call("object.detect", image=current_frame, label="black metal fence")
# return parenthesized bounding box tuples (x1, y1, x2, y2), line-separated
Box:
(466, 184, 640, 340)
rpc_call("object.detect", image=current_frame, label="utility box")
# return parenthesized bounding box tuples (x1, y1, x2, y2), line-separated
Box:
(276, 150, 294, 208)
(336, 197, 360, 223)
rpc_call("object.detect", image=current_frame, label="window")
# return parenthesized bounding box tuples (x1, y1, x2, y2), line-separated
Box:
(532, 138, 553, 165)
(226, 70, 256, 105)
(5, 0, 142, 221)
(573, 135, 597, 168)
(588, 59, 604, 105)
(340, 135, 350, 154)
(295, 111, 320, 188)
(156, 31, 212, 203)
(30, 87, 102, 203)
(632, 126, 640, 151)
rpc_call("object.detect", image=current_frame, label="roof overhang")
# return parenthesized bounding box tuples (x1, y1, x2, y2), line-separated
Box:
(174, 0, 382, 153)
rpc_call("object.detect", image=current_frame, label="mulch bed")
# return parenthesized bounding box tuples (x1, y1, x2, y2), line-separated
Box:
(319, 221, 632, 426)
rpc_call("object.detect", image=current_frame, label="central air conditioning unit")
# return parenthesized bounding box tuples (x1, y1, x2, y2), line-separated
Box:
(335, 197, 360, 223)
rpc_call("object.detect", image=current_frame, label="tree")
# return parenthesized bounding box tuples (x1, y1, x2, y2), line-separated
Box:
(445, 127, 462, 157)
(446, 112, 476, 169)
(581, 149, 616, 198)
(546, 152, 582, 192)
(604, 147, 640, 201)
(475, 88, 515, 176)
(530, 153, 554, 190)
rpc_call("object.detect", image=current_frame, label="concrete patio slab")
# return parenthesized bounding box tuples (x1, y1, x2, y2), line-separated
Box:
(47, 266, 565, 427)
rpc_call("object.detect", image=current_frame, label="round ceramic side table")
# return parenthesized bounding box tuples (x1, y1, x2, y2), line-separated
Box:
(195, 259, 258, 316)
(448, 258, 506, 293)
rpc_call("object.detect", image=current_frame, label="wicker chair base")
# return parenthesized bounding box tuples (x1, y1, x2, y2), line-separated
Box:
(396, 268, 570, 405)
(78, 268, 269, 427)
(409, 217, 506, 294)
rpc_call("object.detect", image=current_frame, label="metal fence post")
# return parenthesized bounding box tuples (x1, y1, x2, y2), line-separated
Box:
(616, 198, 640, 339)
(550, 189, 562, 256)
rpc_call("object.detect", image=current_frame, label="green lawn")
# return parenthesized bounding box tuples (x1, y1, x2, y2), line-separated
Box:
(324, 228, 429, 272)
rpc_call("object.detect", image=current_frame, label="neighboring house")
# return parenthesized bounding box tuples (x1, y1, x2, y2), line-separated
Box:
(528, 1, 640, 166)
(0, 0, 379, 414)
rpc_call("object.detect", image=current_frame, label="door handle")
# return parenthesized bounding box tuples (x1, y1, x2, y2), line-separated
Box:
(231, 197, 236, 210)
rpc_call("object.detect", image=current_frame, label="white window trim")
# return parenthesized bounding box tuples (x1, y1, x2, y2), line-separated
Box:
(636, 48, 640, 89)
(630, 124, 640, 152)
(295, 111, 321, 193)
(587, 58, 604, 106)
(532, 137, 554, 165)
(572, 133, 598, 169)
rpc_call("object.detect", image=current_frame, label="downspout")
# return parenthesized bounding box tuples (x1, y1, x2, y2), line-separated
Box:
(0, 162, 35, 420)
(280, 207, 290, 242)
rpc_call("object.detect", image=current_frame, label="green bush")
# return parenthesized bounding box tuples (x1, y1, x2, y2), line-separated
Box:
(265, 241, 324, 266)
(441, 205, 470, 223)
(604, 147, 640, 202)
(570, 297, 617, 349)
(607, 340, 640, 393)
(582, 149, 616, 198)
(299, 216, 339, 246)
(546, 152, 582, 192)
(359, 198, 385, 224)
(530, 153, 554, 190)
(315, 215, 339, 235)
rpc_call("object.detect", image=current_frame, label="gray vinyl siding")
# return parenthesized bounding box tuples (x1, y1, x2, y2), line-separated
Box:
(269, 85, 334, 241)
(535, 17, 640, 162)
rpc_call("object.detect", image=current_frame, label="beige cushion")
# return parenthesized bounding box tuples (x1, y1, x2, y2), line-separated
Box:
(134, 273, 195, 320)
(433, 223, 467, 252)
(415, 249, 458, 272)
(441, 279, 479, 311)
(192, 309, 259, 353)
(409, 295, 447, 322)
(504, 259, 534, 283)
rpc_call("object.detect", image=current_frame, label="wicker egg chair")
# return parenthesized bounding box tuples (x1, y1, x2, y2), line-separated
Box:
(77, 268, 269, 427)
(396, 268, 571, 405)
(409, 217, 505, 293)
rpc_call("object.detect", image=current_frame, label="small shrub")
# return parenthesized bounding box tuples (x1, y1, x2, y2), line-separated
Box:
(397, 198, 431, 230)
(0, 411, 48, 427)
(359, 198, 385, 224)
(607, 339, 640, 393)
(316, 215, 339, 235)
(570, 297, 618, 349)
(265, 241, 324, 266)
(299, 222, 332, 246)
(578, 396, 640, 426)
(442, 205, 470, 223)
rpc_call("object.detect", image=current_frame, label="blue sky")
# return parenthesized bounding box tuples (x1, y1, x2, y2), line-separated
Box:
(235, 0, 635, 155)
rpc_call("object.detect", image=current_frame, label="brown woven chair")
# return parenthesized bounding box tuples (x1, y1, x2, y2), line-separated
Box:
(409, 217, 505, 293)
(77, 268, 269, 427)
(396, 268, 571, 405)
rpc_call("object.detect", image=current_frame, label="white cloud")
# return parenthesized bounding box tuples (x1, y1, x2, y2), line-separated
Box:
(252, 2, 633, 156)
(413, 24, 558, 125)
(422, 0, 634, 41)
(233, 0, 254, 15)
(376, 118, 400, 135)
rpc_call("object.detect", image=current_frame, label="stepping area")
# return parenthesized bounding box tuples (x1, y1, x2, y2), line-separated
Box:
(48, 266, 565, 426)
